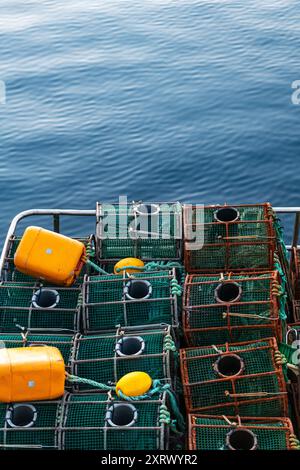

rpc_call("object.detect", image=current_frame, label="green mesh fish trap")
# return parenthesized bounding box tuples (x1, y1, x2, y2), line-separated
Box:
(0, 392, 173, 450)
(0, 282, 81, 333)
(188, 415, 298, 450)
(82, 269, 179, 332)
(70, 326, 178, 391)
(183, 271, 285, 347)
(180, 338, 288, 416)
(96, 201, 182, 262)
(183, 203, 276, 273)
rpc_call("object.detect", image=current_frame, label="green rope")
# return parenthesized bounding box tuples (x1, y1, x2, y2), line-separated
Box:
(118, 379, 185, 433)
(163, 334, 177, 352)
(159, 404, 180, 434)
(273, 215, 289, 262)
(86, 259, 109, 275)
(170, 278, 182, 296)
(67, 374, 114, 391)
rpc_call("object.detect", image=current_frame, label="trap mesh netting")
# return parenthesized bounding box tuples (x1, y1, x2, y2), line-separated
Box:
(183, 271, 285, 347)
(0, 326, 178, 391)
(0, 392, 171, 450)
(188, 415, 298, 450)
(291, 247, 300, 300)
(71, 326, 178, 390)
(183, 203, 276, 273)
(180, 338, 288, 416)
(83, 269, 179, 332)
(96, 202, 182, 262)
(0, 282, 81, 333)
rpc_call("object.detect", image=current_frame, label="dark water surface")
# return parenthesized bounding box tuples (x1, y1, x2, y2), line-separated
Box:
(1, 0, 300, 240)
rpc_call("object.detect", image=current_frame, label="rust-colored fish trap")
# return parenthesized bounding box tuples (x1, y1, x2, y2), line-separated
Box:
(290, 247, 300, 299)
(183, 203, 276, 273)
(183, 271, 285, 347)
(188, 414, 298, 450)
(180, 338, 288, 416)
(292, 301, 300, 323)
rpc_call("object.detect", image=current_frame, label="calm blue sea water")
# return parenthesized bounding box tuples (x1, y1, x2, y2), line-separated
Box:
(1, 0, 300, 241)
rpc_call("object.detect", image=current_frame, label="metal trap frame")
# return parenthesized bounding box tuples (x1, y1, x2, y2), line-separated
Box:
(0, 392, 171, 450)
(96, 201, 182, 263)
(0, 281, 82, 333)
(82, 269, 179, 333)
(183, 203, 276, 273)
(188, 414, 297, 450)
(180, 338, 288, 416)
(290, 247, 300, 300)
(183, 271, 285, 347)
(70, 325, 178, 391)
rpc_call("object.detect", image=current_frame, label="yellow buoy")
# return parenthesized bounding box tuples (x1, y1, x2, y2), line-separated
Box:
(114, 258, 144, 275)
(116, 371, 152, 397)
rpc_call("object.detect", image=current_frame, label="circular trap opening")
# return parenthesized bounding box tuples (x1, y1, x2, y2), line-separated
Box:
(106, 403, 137, 427)
(124, 280, 152, 300)
(215, 282, 241, 303)
(226, 428, 257, 451)
(6, 404, 37, 428)
(214, 206, 240, 223)
(32, 289, 60, 309)
(214, 354, 244, 377)
(116, 336, 145, 357)
(135, 203, 160, 216)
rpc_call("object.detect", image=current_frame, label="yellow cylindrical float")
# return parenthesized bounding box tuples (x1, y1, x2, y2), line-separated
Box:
(114, 258, 145, 275)
(116, 371, 152, 397)
(0, 346, 65, 402)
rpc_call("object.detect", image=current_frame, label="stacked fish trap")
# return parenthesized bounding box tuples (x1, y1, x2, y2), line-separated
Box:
(0, 282, 81, 333)
(71, 327, 178, 390)
(0, 207, 185, 450)
(180, 338, 288, 417)
(82, 269, 179, 332)
(0, 392, 172, 450)
(183, 203, 276, 273)
(188, 415, 298, 450)
(0, 201, 297, 450)
(290, 247, 300, 299)
(0, 327, 177, 389)
(183, 271, 285, 347)
(181, 203, 296, 450)
(96, 201, 182, 269)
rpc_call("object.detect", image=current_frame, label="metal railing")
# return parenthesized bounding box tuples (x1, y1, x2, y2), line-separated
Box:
(0, 206, 300, 276)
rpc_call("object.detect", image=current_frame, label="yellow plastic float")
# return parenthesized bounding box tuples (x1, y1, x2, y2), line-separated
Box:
(116, 371, 152, 397)
(114, 257, 145, 275)
(0, 346, 65, 402)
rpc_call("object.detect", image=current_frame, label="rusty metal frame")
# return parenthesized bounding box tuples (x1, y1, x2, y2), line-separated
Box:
(188, 414, 295, 450)
(180, 337, 288, 415)
(183, 271, 282, 346)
